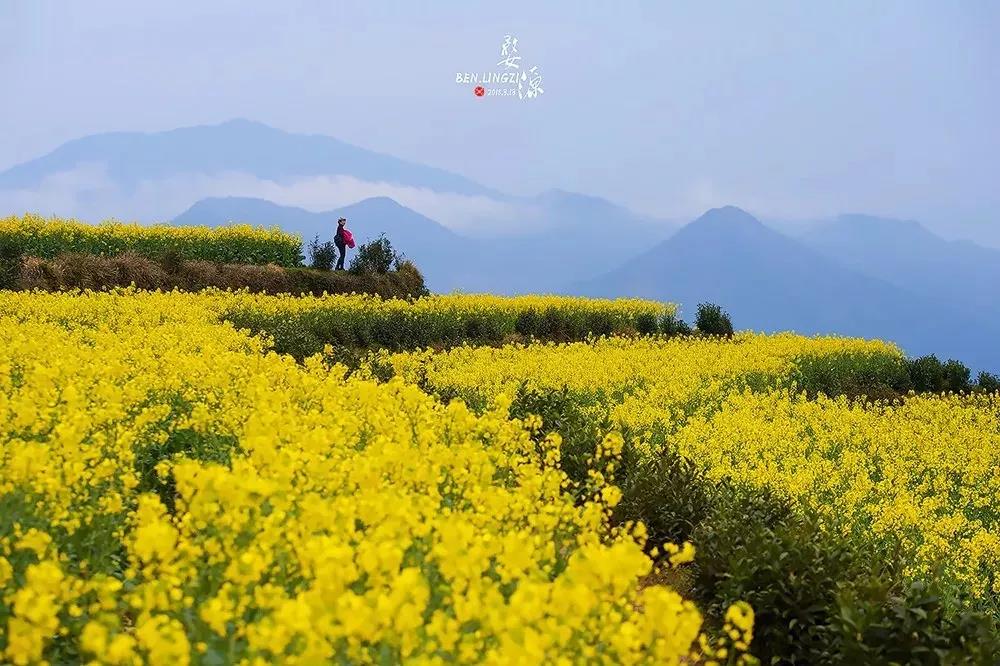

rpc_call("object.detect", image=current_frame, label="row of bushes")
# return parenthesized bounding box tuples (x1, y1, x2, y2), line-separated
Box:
(907, 354, 1000, 394)
(223, 296, 675, 360)
(661, 302, 735, 338)
(5, 253, 428, 299)
(0, 214, 303, 266)
(507, 386, 1000, 664)
(790, 351, 1000, 401)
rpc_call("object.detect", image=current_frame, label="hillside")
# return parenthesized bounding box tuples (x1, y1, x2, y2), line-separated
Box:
(575, 206, 1000, 371)
(801, 213, 1000, 315)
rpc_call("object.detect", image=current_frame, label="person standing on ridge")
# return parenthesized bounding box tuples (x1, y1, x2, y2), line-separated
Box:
(334, 217, 354, 270)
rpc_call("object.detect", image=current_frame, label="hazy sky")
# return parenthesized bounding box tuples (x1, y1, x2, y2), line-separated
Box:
(1, 1, 998, 241)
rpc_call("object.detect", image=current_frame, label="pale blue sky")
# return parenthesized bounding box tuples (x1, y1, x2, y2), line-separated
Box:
(1, 1, 998, 240)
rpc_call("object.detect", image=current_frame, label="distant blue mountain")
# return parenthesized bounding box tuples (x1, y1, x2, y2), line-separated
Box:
(0, 119, 676, 286)
(10, 118, 996, 369)
(174, 191, 676, 294)
(575, 206, 1000, 372)
(0, 119, 500, 197)
(511, 188, 677, 287)
(801, 214, 1000, 317)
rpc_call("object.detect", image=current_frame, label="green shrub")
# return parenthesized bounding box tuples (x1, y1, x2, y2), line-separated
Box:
(515, 309, 541, 337)
(908, 355, 946, 392)
(978, 371, 1000, 393)
(635, 311, 658, 335)
(612, 442, 713, 553)
(792, 351, 912, 400)
(539, 307, 571, 340)
(584, 309, 616, 337)
(394, 260, 430, 297)
(908, 355, 973, 393)
(0, 240, 21, 289)
(834, 579, 1000, 664)
(349, 234, 399, 275)
(464, 382, 1000, 663)
(659, 312, 693, 336)
(942, 359, 972, 393)
(695, 302, 734, 337)
(308, 235, 338, 271)
(692, 487, 904, 663)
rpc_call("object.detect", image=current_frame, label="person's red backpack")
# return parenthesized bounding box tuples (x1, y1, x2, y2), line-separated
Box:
(342, 228, 356, 248)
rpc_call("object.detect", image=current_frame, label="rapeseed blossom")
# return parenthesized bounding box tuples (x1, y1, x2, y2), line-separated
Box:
(0, 213, 302, 266)
(671, 390, 1000, 599)
(394, 336, 1000, 604)
(0, 290, 749, 664)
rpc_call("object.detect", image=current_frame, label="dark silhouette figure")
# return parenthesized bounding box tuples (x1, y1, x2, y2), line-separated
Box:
(334, 217, 347, 270)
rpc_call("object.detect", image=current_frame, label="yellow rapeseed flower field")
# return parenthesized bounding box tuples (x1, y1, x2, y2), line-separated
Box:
(0, 290, 753, 665)
(0, 214, 302, 267)
(391, 337, 1000, 605)
(672, 391, 1000, 601)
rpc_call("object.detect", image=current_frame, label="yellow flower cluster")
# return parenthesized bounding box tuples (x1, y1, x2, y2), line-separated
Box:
(389, 335, 999, 601)
(387, 333, 901, 423)
(221, 291, 674, 345)
(225, 291, 672, 319)
(671, 390, 1000, 598)
(0, 290, 749, 664)
(0, 213, 302, 266)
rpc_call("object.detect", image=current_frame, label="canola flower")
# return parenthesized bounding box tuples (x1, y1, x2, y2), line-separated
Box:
(0, 290, 753, 665)
(0, 289, 674, 349)
(221, 292, 672, 321)
(221, 291, 675, 350)
(389, 336, 1000, 603)
(671, 390, 1000, 600)
(385, 333, 902, 423)
(0, 213, 302, 267)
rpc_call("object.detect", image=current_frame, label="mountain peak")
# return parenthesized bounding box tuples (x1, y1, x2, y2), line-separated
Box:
(218, 117, 269, 128)
(693, 205, 761, 227)
(352, 195, 405, 209)
(672, 206, 765, 244)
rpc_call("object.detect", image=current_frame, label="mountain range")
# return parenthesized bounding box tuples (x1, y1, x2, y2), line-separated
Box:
(1, 120, 998, 370)
(172, 191, 676, 294)
(800, 214, 1000, 317)
(576, 206, 1000, 371)
(0, 118, 498, 197)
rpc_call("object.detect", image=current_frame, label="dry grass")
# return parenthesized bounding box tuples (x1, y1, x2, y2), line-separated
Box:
(12, 253, 427, 298)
